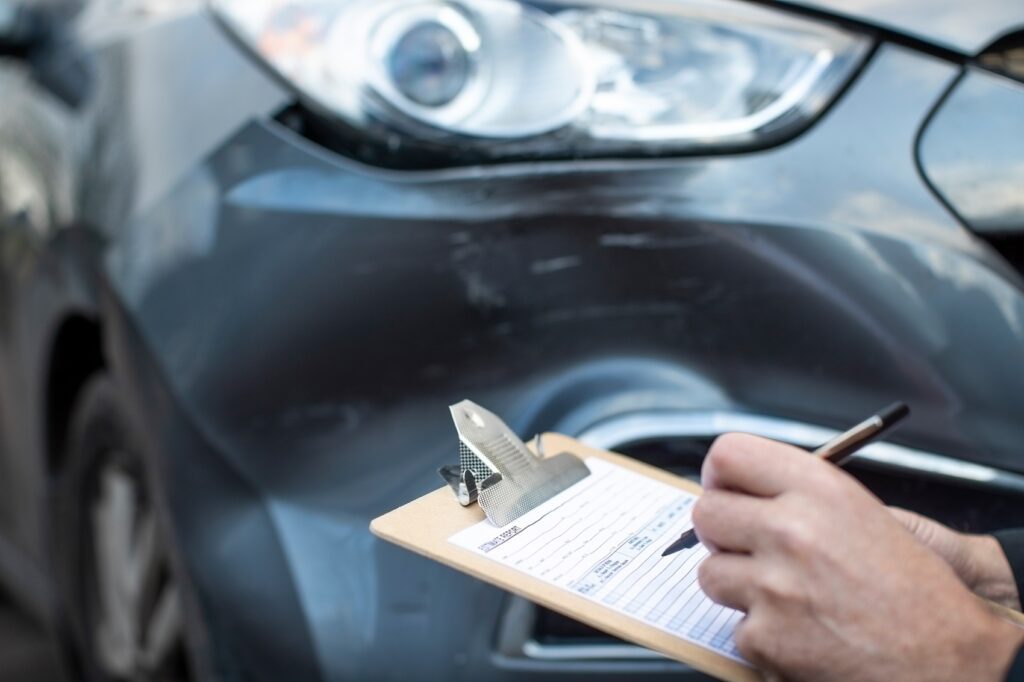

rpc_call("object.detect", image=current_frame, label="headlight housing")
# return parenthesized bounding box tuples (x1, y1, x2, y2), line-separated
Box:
(212, 0, 870, 160)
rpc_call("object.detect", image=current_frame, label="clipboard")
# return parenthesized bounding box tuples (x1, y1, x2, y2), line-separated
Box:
(371, 432, 758, 682)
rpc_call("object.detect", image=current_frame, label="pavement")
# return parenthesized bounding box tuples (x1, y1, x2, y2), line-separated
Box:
(0, 592, 62, 682)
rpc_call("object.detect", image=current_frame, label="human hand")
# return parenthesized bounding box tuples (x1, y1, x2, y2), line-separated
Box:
(693, 434, 1024, 682)
(889, 507, 1021, 610)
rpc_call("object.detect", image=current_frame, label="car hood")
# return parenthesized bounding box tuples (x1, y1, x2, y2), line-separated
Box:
(782, 0, 1024, 54)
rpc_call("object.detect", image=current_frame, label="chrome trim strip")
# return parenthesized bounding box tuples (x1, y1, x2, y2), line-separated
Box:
(578, 410, 1024, 495)
(522, 640, 668, 661)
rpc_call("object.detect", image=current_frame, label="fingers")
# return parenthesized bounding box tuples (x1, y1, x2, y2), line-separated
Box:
(701, 433, 828, 497)
(698, 553, 759, 611)
(692, 490, 772, 553)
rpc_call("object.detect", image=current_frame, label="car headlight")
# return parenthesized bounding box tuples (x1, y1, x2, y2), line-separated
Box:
(211, 0, 870, 158)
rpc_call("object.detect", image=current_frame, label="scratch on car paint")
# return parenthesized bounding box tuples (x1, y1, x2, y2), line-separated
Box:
(599, 233, 717, 249)
(449, 230, 473, 245)
(449, 230, 507, 312)
(530, 255, 582, 275)
(695, 282, 728, 305)
(463, 271, 507, 310)
(668, 276, 703, 290)
(535, 302, 690, 326)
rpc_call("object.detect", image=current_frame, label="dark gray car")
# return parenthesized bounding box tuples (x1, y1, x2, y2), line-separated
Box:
(0, 0, 1023, 679)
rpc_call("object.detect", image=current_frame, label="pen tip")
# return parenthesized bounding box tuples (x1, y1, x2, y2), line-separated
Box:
(878, 402, 910, 428)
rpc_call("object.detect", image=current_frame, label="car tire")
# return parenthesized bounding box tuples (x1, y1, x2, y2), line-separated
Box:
(50, 374, 196, 681)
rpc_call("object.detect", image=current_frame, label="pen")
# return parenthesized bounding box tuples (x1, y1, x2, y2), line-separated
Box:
(661, 402, 911, 557)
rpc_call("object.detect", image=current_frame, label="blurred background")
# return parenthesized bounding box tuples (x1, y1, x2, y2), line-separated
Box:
(0, 0, 1022, 680)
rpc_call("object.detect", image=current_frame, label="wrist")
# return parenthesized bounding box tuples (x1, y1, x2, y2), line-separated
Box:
(964, 534, 1022, 610)
(970, 610, 1024, 682)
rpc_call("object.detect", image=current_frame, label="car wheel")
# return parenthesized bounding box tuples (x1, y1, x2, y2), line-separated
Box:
(51, 374, 194, 681)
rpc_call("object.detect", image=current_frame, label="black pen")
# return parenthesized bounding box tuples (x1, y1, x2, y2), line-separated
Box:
(661, 402, 911, 557)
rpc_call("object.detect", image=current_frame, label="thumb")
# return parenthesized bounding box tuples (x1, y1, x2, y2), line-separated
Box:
(888, 507, 970, 577)
(889, 507, 930, 537)
(889, 507, 953, 550)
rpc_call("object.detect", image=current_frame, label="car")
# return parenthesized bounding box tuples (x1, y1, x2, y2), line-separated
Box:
(0, 0, 1023, 679)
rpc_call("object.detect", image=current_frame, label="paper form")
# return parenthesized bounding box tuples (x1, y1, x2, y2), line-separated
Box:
(449, 457, 747, 664)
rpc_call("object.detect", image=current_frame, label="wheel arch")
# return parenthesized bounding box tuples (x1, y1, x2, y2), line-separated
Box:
(44, 313, 105, 476)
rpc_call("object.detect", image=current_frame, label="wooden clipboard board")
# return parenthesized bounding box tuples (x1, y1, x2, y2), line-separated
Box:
(370, 432, 759, 682)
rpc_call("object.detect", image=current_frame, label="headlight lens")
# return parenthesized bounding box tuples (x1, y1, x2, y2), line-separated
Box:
(212, 0, 869, 157)
(386, 15, 474, 108)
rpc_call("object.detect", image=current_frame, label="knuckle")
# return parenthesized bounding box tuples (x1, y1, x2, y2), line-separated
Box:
(758, 570, 804, 605)
(771, 515, 816, 554)
(734, 627, 755, 658)
(692, 501, 708, 532)
(697, 558, 719, 594)
(691, 491, 722, 529)
(734, 618, 767, 662)
(813, 467, 846, 496)
(707, 434, 748, 474)
(806, 458, 854, 497)
(691, 497, 709, 530)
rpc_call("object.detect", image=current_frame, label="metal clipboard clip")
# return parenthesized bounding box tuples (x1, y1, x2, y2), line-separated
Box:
(439, 400, 591, 527)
